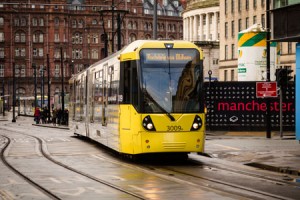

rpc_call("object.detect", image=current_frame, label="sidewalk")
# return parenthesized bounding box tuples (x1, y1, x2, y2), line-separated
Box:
(205, 131, 300, 179)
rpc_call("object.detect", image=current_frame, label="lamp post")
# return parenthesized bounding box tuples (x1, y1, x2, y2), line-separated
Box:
(41, 65, 44, 108)
(32, 63, 37, 110)
(47, 54, 51, 122)
(12, 62, 16, 122)
(60, 47, 65, 112)
(2, 79, 4, 116)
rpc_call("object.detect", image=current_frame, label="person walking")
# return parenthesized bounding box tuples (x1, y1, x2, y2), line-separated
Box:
(52, 108, 57, 126)
(34, 107, 41, 124)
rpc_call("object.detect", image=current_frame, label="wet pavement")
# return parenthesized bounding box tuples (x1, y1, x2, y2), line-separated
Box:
(1, 112, 300, 180)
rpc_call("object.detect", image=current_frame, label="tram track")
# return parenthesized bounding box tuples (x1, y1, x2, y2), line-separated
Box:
(0, 128, 145, 200)
(1, 124, 299, 200)
(0, 135, 61, 200)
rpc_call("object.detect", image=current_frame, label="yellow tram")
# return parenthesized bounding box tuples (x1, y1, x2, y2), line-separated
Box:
(69, 40, 205, 156)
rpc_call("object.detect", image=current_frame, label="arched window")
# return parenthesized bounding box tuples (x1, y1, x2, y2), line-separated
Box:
(72, 32, 83, 44)
(145, 34, 151, 39)
(93, 34, 98, 44)
(15, 32, 26, 43)
(129, 33, 136, 43)
(128, 21, 132, 29)
(91, 49, 98, 59)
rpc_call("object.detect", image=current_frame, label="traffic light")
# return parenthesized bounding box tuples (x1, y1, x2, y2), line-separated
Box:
(275, 68, 287, 87)
(275, 66, 294, 87)
(286, 67, 293, 82)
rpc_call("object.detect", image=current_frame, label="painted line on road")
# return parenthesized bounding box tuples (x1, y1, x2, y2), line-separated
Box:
(213, 144, 241, 150)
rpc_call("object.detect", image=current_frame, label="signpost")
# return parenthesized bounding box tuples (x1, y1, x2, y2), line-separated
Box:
(256, 82, 277, 98)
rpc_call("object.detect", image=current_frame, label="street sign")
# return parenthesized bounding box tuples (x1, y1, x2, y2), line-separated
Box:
(256, 82, 278, 98)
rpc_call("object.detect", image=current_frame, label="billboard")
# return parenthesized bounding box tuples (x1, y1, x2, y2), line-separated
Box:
(238, 24, 278, 81)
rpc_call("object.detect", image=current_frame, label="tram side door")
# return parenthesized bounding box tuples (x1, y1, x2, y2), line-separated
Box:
(85, 70, 90, 137)
(102, 63, 108, 126)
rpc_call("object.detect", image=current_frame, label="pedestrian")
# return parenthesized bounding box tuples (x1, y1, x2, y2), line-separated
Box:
(64, 109, 69, 126)
(52, 108, 57, 126)
(57, 108, 62, 125)
(34, 107, 41, 124)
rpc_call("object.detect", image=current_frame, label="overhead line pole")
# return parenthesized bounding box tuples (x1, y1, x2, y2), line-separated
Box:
(266, 0, 271, 138)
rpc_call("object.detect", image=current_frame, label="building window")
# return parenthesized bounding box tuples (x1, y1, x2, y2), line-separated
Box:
(253, 0, 257, 8)
(238, 0, 242, 12)
(78, 19, 84, 28)
(231, 44, 235, 59)
(224, 70, 228, 81)
(72, 33, 83, 44)
(203, 15, 206, 25)
(238, 19, 242, 32)
(0, 64, 4, 77)
(39, 48, 43, 57)
(15, 64, 25, 77)
(15, 48, 26, 57)
(55, 64, 60, 77)
(39, 18, 44, 26)
(54, 18, 59, 26)
(92, 19, 97, 25)
(0, 32, 3, 42)
(231, 21, 235, 38)
(20, 17, 26, 26)
(261, 14, 265, 28)
(93, 34, 98, 44)
(225, 45, 228, 60)
(54, 49, 60, 59)
(54, 33, 60, 42)
(288, 42, 292, 54)
(72, 49, 83, 59)
(72, 19, 77, 28)
(15, 32, 26, 43)
(0, 48, 4, 58)
(33, 32, 44, 43)
(225, 0, 228, 14)
(225, 22, 228, 38)
(246, 0, 249, 10)
(91, 49, 98, 59)
(32, 18, 38, 26)
(0, 17, 3, 26)
(231, 69, 234, 81)
(129, 33, 136, 43)
(231, 0, 235, 13)
(246, 17, 249, 29)
(14, 18, 20, 26)
(253, 15, 257, 25)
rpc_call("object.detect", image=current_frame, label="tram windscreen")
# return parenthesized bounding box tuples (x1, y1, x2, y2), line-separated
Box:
(140, 49, 203, 113)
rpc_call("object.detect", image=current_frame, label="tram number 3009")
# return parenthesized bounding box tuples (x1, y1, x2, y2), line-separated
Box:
(167, 126, 183, 132)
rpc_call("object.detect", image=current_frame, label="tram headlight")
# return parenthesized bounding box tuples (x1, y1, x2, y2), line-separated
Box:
(190, 115, 202, 131)
(143, 115, 156, 131)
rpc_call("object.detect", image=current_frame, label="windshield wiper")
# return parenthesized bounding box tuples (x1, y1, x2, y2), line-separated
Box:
(142, 89, 175, 121)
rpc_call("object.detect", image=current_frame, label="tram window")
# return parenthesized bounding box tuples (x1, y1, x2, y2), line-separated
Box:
(131, 64, 138, 109)
(120, 61, 131, 103)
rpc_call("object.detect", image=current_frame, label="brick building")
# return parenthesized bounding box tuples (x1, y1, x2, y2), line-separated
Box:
(0, 0, 183, 112)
